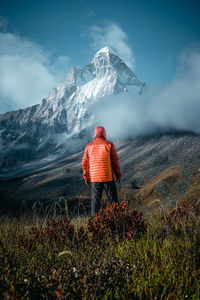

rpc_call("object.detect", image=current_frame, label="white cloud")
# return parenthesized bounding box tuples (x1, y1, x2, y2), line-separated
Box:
(0, 32, 70, 113)
(87, 21, 135, 69)
(91, 44, 200, 139)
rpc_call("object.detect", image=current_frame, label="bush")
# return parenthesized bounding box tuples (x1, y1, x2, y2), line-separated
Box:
(87, 201, 146, 240)
(167, 201, 200, 222)
(18, 216, 88, 250)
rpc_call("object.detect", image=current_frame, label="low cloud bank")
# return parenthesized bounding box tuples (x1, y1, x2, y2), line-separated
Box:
(0, 31, 70, 114)
(91, 44, 200, 140)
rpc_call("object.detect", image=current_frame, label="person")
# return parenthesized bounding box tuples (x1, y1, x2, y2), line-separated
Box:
(82, 126, 122, 217)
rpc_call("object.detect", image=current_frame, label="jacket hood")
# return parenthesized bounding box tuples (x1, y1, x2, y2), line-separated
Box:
(95, 126, 106, 140)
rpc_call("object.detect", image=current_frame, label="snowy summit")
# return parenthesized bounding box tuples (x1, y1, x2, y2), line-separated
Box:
(0, 47, 145, 138)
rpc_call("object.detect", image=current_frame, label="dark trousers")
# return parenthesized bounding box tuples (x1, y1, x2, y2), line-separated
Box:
(91, 181, 118, 217)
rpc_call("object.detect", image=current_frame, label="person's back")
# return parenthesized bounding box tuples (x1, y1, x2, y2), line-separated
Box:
(82, 126, 122, 216)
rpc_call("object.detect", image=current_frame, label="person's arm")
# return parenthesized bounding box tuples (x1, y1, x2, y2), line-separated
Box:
(82, 147, 90, 185)
(110, 143, 122, 182)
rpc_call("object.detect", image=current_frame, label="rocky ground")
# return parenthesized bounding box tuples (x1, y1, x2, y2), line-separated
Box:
(0, 131, 200, 214)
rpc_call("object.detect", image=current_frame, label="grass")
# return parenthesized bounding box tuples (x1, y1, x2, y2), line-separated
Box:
(0, 204, 200, 299)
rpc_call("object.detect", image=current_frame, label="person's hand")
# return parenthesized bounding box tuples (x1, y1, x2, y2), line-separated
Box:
(85, 179, 90, 186)
(116, 178, 121, 185)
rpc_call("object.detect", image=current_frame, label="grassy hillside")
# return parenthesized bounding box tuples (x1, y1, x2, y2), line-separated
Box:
(0, 201, 200, 299)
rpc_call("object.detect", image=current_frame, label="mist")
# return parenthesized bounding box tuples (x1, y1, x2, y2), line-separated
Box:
(0, 32, 70, 114)
(91, 45, 200, 140)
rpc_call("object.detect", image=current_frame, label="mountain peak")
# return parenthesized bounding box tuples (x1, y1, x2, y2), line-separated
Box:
(0, 47, 145, 139)
(95, 46, 112, 55)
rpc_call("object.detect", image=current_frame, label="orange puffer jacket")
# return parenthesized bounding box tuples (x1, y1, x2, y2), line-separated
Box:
(82, 126, 122, 182)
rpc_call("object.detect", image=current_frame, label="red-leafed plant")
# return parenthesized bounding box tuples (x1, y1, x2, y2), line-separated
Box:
(87, 201, 146, 240)
(18, 216, 88, 250)
(167, 201, 200, 223)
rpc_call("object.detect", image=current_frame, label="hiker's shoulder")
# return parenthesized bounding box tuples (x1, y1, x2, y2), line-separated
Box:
(106, 140, 115, 147)
(86, 140, 96, 148)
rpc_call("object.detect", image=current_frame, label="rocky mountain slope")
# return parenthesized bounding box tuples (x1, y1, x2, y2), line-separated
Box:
(0, 131, 199, 213)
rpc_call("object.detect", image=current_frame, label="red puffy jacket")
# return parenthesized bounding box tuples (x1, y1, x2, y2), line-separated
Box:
(82, 126, 122, 182)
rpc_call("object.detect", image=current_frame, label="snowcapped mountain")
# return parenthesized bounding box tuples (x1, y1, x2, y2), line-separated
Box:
(0, 47, 144, 169)
(0, 47, 144, 137)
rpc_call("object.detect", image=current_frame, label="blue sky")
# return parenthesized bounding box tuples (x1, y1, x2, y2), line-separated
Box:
(0, 0, 200, 112)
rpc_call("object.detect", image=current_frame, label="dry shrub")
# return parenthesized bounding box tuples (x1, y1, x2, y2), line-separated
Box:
(18, 216, 88, 250)
(167, 201, 200, 223)
(87, 201, 146, 240)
